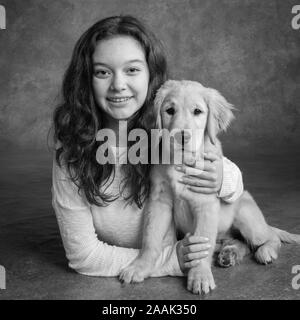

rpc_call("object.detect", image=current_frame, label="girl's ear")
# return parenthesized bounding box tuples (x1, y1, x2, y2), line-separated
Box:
(205, 88, 235, 145)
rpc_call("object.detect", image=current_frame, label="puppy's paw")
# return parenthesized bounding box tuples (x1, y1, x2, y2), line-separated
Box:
(255, 242, 280, 265)
(218, 245, 239, 268)
(119, 259, 152, 284)
(187, 266, 216, 295)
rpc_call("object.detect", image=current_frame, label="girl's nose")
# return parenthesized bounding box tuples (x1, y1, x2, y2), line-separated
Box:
(110, 73, 126, 92)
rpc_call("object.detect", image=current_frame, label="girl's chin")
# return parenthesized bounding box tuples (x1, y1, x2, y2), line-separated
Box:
(113, 112, 136, 121)
(103, 107, 142, 122)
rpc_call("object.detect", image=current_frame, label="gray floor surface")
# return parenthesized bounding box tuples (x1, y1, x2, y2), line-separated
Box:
(0, 145, 299, 300)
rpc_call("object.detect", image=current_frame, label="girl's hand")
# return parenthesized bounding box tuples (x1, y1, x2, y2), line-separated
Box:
(176, 233, 211, 273)
(176, 152, 223, 194)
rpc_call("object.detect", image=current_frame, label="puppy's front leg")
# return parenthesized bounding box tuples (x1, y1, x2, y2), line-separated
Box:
(187, 198, 219, 294)
(119, 181, 173, 283)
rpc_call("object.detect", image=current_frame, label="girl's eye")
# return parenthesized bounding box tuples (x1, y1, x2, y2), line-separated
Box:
(194, 108, 202, 115)
(166, 107, 175, 115)
(94, 70, 110, 78)
(127, 67, 140, 74)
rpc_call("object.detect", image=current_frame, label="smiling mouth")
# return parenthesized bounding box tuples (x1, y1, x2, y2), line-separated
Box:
(106, 96, 133, 103)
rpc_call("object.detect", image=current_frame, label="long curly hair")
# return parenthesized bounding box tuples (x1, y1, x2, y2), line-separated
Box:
(52, 15, 167, 208)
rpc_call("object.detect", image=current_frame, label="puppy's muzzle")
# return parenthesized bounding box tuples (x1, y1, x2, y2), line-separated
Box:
(174, 130, 191, 145)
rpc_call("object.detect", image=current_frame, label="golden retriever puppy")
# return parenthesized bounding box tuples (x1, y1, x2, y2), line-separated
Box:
(119, 80, 300, 295)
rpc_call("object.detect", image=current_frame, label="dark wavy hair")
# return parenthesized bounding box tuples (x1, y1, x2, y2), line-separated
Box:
(51, 15, 168, 208)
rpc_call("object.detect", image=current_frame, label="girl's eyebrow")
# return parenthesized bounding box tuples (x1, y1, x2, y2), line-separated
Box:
(126, 59, 146, 64)
(93, 59, 146, 67)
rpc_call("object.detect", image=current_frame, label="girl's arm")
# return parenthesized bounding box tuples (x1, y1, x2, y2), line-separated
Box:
(217, 156, 244, 203)
(176, 153, 244, 203)
(52, 154, 183, 277)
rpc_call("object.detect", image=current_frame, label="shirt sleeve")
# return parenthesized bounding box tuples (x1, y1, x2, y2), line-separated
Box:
(52, 153, 183, 277)
(217, 156, 244, 203)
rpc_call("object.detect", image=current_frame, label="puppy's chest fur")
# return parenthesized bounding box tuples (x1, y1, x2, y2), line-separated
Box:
(153, 165, 196, 235)
(151, 139, 222, 235)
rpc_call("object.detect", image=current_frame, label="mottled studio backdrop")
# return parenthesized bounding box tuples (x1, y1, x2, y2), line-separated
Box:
(0, 0, 299, 150)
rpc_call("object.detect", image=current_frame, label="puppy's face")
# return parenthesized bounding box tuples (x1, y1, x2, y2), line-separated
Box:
(160, 85, 208, 132)
(158, 83, 209, 154)
(155, 80, 234, 151)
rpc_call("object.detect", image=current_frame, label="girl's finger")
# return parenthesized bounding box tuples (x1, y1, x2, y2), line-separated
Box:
(184, 256, 208, 269)
(204, 152, 221, 162)
(179, 177, 217, 188)
(203, 160, 217, 172)
(175, 161, 216, 176)
(182, 170, 216, 181)
(183, 157, 197, 166)
(183, 157, 205, 169)
(183, 243, 211, 254)
(184, 251, 210, 262)
(183, 172, 217, 182)
(176, 165, 204, 176)
(182, 235, 209, 246)
(187, 186, 218, 194)
(184, 232, 191, 239)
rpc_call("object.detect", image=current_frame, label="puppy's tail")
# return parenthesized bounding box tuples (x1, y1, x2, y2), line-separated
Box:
(271, 226, 300, 244)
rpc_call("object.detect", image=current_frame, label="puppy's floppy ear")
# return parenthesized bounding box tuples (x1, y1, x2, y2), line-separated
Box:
(154, 80, 176, 129)
(205, 88, 235, 145)
(153, 86, 164, 129)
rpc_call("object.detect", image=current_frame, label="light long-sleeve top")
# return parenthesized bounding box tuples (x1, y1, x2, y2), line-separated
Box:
(52, 148, 243, 277)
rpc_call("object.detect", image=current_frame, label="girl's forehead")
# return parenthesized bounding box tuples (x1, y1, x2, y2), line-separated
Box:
(93, 35, 146, 64)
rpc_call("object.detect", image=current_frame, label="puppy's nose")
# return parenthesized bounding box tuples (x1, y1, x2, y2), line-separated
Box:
(174, 130, 191, 144)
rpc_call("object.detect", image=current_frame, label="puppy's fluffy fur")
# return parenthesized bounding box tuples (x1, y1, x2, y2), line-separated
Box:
(119, 80, 300, 294)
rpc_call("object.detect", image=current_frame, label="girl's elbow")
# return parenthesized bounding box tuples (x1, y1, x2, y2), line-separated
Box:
(66, 255, 115, 277)
(68, 258, 89, 274)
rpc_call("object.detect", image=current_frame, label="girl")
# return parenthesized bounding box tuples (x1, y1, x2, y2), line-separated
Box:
(51, 15, 243, 278)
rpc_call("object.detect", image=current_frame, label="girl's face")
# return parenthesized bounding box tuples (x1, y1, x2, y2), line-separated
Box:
(92, 36, 150, 122)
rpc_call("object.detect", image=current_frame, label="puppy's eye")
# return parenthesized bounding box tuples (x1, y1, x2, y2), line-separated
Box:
(166, 107, 175, 115)
(194, 108, 202, 115)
